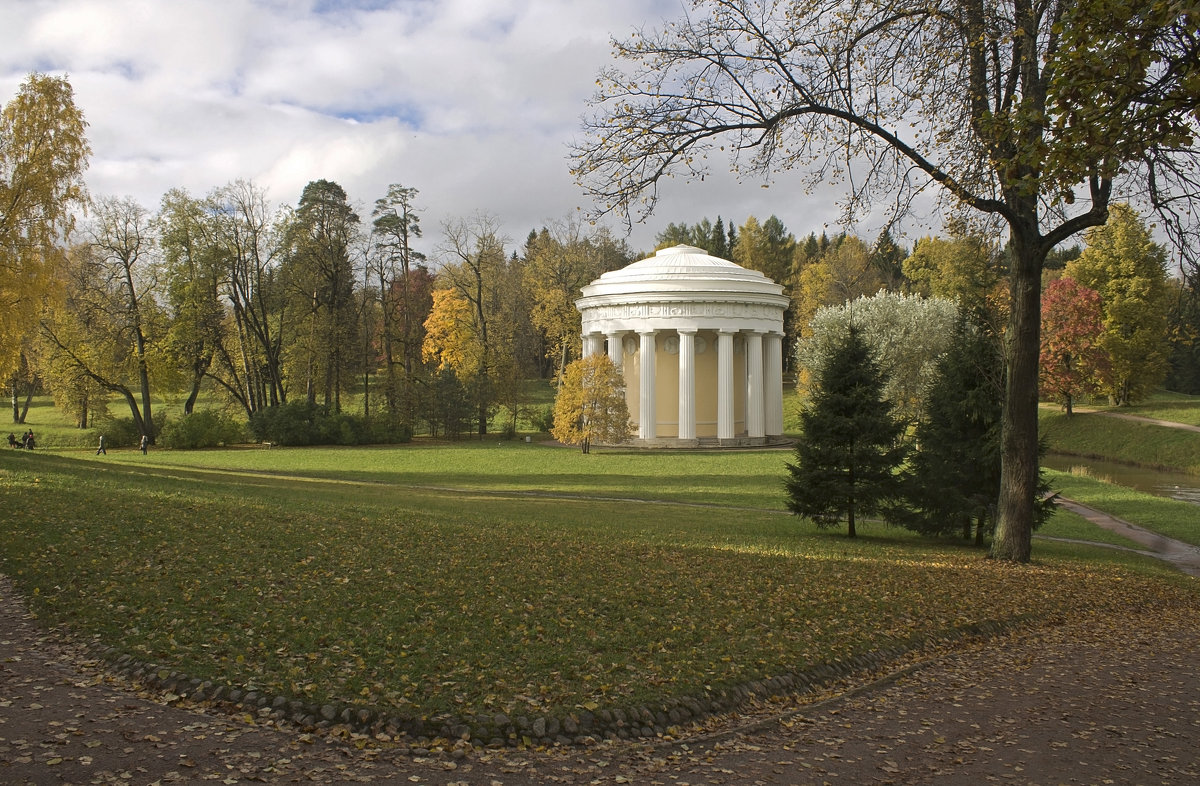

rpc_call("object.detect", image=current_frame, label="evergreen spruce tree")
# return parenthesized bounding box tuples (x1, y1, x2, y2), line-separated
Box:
(903, 314, 1003, 544)
(903, 312, 1057, 546)
(785, 325, 907, 537)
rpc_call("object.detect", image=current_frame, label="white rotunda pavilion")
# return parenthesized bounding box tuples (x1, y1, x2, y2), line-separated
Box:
(575, 244, 790, 447)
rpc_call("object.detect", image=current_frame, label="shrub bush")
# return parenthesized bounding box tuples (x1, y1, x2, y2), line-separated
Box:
(360, 418, 413, 445)
(248, 402, 413, 446)
(529, 404, 554, 433)
(93, 416, 144, 448)
(249, 401, 320, 446)
(159, 410, 246, 449)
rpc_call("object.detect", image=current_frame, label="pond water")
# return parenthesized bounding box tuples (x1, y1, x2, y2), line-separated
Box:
(1043, 453, 1200, 506)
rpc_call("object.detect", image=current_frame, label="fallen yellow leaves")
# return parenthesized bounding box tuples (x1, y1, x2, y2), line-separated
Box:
(3, 448, 1197, 735)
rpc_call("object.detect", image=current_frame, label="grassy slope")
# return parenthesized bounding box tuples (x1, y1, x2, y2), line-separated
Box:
(2, 447, 1192, 725)
(1086, 390, 1200, 427)
(1, 387, 1196, 727)
(84, 442, 796, 509)
(1044, 468, 1200, 547)
(1036, 391, 1200, 548)
(1039, 408, 1200, 474)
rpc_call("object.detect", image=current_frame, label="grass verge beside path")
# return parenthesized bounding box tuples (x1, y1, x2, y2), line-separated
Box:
(1039, 408, 1200, 474)
(1090, 390, 1200, 427)
(1043, 468, 1200, 548)
(3, 447, 1196, 735)
(1037, 501, 1145, 549)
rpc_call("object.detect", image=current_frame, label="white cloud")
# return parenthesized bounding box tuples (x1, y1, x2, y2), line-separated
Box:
(2, 0, 917, 261)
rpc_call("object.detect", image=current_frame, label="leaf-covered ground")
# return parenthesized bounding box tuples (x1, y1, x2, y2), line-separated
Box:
(3, 575, 1198, 783)
(2, 446, 1194, 731)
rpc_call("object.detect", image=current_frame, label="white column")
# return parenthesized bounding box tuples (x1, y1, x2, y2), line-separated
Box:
(717, 329, 736, 441)
(606, 331, 624, 371)
(677, 329, 697, 441)
(765, 332, 784, 436)
(581, 333, 599, 358)
(746, 331, 765, 439)
(638, 330, 657, 439)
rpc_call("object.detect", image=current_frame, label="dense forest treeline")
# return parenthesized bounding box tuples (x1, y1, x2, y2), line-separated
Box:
(5, 74, 1199, 447)
(9, 175, 1200, 446)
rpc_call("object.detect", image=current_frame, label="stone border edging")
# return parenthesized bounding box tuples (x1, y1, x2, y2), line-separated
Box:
(90, 615, 1032, 753)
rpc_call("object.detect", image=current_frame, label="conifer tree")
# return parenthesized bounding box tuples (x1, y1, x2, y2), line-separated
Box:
(784, 325, 907, 537)
(903, 314, 1003, 544)
(903, 313, 1057, 546)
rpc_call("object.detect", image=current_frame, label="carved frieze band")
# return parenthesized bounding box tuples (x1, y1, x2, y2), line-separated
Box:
(583, 301, 782, 320)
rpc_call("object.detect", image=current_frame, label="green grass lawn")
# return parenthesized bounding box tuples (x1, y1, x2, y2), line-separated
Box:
(1037, 500, 1145, 548)
(1087, 390, 1200, 427)
(1043, 468, 1200, 547)
(2, 445, 1194, 734)
(66, 441, 796, 509)
(1039, 407, 1200, 474)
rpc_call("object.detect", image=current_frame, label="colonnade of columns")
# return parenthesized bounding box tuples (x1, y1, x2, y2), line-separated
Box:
(583, 328, 785, 443)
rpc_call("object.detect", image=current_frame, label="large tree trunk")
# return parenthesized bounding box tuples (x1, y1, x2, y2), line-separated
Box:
(118, 387, 146, 439)
(138, 361, 154, 443)
(993, 234, 1041, 562)
(184, 382, 201, 416)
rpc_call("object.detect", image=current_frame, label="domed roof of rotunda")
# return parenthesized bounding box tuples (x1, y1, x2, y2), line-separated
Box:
(578, 245, 786, 303)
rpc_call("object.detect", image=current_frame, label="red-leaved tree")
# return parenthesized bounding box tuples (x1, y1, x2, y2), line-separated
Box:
(1040, 277, 1108, 416)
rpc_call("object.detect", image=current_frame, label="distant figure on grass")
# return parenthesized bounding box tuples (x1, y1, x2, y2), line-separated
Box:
(552, 354, 632, 453)
(97, 434, 106, 455)
(7, 433, 17, 448)
(22, 430, 35, 450)
(140, 434, 148, 454)
(785, 325, 908, 537)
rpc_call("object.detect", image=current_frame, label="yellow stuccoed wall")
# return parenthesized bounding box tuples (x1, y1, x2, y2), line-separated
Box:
(622, 330, 746, 438)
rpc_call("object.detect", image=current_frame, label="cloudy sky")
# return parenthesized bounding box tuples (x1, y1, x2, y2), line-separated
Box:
(3, 0, 886, 259)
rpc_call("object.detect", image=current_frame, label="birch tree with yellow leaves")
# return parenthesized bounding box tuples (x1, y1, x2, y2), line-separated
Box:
(1, 73, 90, 379)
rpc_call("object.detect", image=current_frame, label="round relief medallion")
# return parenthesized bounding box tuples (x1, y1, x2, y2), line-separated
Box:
(663, 336, 680, 355)
(695, 336, 708, 355)
(623, 336, 638, 355)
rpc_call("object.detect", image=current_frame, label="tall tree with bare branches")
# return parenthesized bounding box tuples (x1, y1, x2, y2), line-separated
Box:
(573, 0, 1200, 561)
(41, 196, 164, 440)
